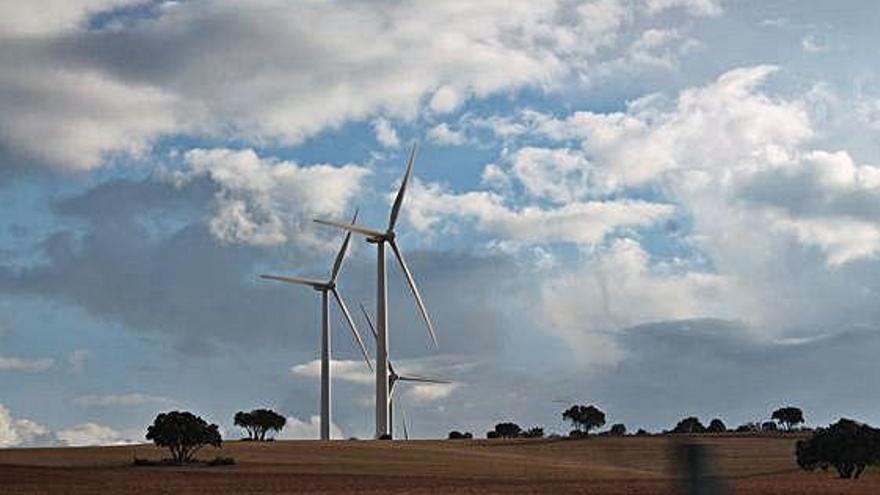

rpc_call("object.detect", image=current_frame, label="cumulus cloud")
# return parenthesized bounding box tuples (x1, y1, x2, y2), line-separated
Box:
(177, 148, 369, 247)
(278, 415, 344, 440)
(427, 123, 467, 146)
(536, 238, 728, 364)
(372, 118, 401, 148)
(0, 356, 54, 372)
(0, 0, 722, 171)
(290, 359, 373, 385)
(405, 180, 674, 246)
(56, 422, 132, 447)
(0, 404, 53, 447)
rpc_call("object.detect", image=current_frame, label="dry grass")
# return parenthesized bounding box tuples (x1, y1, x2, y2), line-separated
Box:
(0, 435, 878, 494)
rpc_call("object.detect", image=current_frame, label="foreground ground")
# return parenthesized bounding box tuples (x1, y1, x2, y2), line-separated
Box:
(1, 435, 877, 494)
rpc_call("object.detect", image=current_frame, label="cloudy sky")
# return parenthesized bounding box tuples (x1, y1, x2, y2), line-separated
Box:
(1, 0, 880, 445)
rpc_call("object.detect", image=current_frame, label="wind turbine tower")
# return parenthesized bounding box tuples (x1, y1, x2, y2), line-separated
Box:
(315, 144, 437, 438)
(260, 211, 371, 440)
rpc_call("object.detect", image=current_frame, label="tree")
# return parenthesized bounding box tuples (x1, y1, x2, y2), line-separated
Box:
(707, 419, 727, 433)
(522, 427, 544, 438)
(448, 431, 472, 440)
(796, 418, 880, 479)
(672, 417, 706, 434)
(609, 424, 626, 436)
(772, 407, 805, 431)
(234, 409, 287, 441)
(146, 411, 222, 464)
(493, 422, 522, 439)
(762, 421, 778, 433)
(562, 405, 606, 436)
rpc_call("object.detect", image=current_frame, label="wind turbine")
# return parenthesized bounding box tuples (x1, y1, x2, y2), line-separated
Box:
(359, 303, 450, 439)
(315, 144, 437, 438)
(260, 211, 371, 441)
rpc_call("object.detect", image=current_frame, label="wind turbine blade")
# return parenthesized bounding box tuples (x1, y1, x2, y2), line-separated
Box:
(397, 375, 451, 384)
(314, 219, 385, 239)
(389, 239, 438, 347)
(388, 143, 418, 231)
(260, 274, 324, 288)
(358, 302, 378, 341)
(402, 406, 410, 441)
(332, 288, 373, 371)
(330, 209, 359, 282)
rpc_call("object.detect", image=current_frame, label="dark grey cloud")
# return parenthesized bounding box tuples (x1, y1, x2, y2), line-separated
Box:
(0, 175, 512, 361)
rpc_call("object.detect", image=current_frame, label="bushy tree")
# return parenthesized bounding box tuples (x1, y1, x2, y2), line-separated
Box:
(762, 421, 778, 433)
(562, 405, 606, 436)
(707, 419, 727, 433)
(234, 409, 286, 441)
(146, 411, 222, 464)
(735, 422, 760, 433)
(448, 431, 473, 440)
(609, 424, 627, 436)
(672, 417, 706, 434)
(797, 418, 880, 479)
(522, 427, 544, 438)
(772, 407, 805, 431)
(493, 422, 522, 439)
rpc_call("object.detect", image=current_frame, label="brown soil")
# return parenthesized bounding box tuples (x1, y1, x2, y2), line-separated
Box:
(0, 435, 877, 494)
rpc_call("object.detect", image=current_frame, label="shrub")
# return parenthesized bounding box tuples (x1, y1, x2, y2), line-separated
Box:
(448, 430, 473, 440)
(609, 424, 627, 436)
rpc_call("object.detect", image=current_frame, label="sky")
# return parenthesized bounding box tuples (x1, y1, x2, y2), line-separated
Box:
(1, 0, 880, 445)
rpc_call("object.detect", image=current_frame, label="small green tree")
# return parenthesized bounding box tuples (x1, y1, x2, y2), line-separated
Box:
(609, 424, 627, 436)
(562, 405, 606, 436)
(797, 418, 880, 479)
(493, 422, 522, 439)
(234, 409, 287, 441)
(772, 407, 805, 431)
(707, 419, 727, 433)
(146, 411, 221, 464)
(522, 426, 544, 438)
(672, 417, 706, 433)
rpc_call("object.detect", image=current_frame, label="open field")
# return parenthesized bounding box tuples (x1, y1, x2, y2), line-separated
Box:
(1, 435, 878, 494)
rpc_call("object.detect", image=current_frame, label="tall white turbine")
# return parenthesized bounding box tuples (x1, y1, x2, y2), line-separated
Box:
(260, 211, 371, 441)
(360, 303, 449, 439)
(315, 145, 437, 438)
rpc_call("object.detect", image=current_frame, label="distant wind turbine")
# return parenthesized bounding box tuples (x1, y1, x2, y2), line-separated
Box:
(260, 210, 371, 441)
(315, 144, 437, 438)
(360, 302, 449, 439)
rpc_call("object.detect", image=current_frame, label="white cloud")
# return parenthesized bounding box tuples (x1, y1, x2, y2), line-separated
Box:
(537, 238, 729, 364)
(56, 422, 133, 447)
(0, 0, 722, 171)
(427, 123, 467, 146)
(405, 180, 675, 246)
(74, 393, 172, 408)
(0, 404, 53, 447)
(290, 359, 373, 385)
(801, 35, 827, 53)
(68, 349, 90, 374)
(508, 147, 595, 203)
(0, 0, 146, 37)
(372, 118, 400, 148)
(0, 356, 54, 372)
(178, 148, 369, 247)
(528, 65, 811, 191)
(277, 415, 344, 440)
(404, 383, 460, 402)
